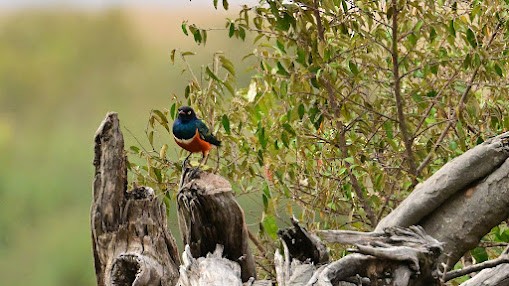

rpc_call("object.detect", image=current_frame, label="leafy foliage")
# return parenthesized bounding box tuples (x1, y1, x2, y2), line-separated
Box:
(135, 0, 509, 260)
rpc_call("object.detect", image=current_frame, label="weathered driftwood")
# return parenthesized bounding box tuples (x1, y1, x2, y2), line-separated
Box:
(317, 226, 442, 286)
(177, 167, 256, 282)
(177, 245, 272, 286)
(91, 113, 180, 286)
(377, 131, 509, 231)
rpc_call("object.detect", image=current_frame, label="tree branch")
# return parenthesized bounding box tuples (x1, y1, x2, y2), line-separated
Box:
(338, 124, 378, 227)
(391, 0, 417, 179)
(416, 20, 503, 175)
(445, 252, 509, 282)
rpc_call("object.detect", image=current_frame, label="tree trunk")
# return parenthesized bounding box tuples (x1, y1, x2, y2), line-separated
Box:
(177, 167, 256, 282)
(376, 132, 509, 267)
(376, 131, 509, 231)
(91, 113, 180, 286)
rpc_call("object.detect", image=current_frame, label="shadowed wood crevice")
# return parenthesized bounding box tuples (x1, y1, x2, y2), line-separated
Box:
(278, 217, 329, 265)
(91, 112, 180, 286)
(177, 166, 256, 282)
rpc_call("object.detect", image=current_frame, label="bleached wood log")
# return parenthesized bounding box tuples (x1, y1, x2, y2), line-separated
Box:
(177, 245, 243, 286)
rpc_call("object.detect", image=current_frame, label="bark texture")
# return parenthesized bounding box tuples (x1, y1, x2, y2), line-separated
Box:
(376, 131, 509, 231)
(421, 157, 509, 267)
(375, 132, 509, 267)
(177, 167, 256, 282)
(91, 112, 180, 286)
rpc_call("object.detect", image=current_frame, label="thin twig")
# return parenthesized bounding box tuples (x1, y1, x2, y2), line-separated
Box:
(444, 254, 509, 281)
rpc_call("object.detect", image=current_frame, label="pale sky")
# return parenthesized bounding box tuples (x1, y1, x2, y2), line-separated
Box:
(0, 0, 259, 10)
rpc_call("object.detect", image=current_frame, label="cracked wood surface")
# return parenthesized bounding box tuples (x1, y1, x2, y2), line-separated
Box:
(91, 112, 180, 286)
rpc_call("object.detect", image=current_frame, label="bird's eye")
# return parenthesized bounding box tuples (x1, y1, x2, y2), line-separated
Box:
(187, 111, 191, 115)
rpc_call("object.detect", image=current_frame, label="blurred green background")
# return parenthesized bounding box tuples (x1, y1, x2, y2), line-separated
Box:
(0, 2, 254, 285)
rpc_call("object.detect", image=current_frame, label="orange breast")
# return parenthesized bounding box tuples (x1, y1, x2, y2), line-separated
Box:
(175, 129, 212, 155)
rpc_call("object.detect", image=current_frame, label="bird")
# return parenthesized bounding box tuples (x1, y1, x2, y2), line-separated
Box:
(172, 106, 221, 165)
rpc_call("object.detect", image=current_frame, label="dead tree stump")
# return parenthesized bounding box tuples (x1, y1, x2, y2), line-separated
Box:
(177, 167, 256, 282)
(91, 112, 180, 286)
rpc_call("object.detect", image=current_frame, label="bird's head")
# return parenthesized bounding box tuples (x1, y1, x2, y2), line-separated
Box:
(177, 106, 197, 122)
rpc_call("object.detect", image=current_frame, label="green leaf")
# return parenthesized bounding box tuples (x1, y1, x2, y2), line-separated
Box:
(229, 22, 235, 38)
(430, 64, 439, 75)
(258, 126, 267, 149)
(387, 6, 394, 19)
(298, 104, 305, 120)
(192, 29, 202, 44)
(153, 168, 162, 183)
(341, 0, 348, 12)
(262, 183, 271, 198)
(153, 109, 170, 132)
(296, 48, 306, 66)
(213, 0, 218, 9)
(448, 20, 456, 37)
(463, 53, 471, 69)
(282, 123, 296, 136)
(257, 149, 264, 166)
(262, 193, 269, 210)
(414, 20, 423, 33)
(221, 114, 231, 134)
(223, 80, 235, 95)
(383, 121, 393, 139)
(429, 27, 437, 42)
(130, 146, 140, 153)
(313, 114, 323, 130)
(170, 103, 176, 120)
(220, 56, 235, 75)
(261, 214, 278, 239)
(238, 26, 246, 41)
(277, 62, 290, 76)
(222, 0, 229, 10)
(494, 63, 503, 77)
(181, 21, 188, 35)
(281, 132, 289, 147)
(276, 39, 286, 54)
(185, 85, 190, 98)
(276, 13, 291, 31)
(466, 28, 477, 48)
(470, 247, 489, 263)
(206, 66, 221, 82)
(148, 130, 154, 146)
(348, 60, 359, 75)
